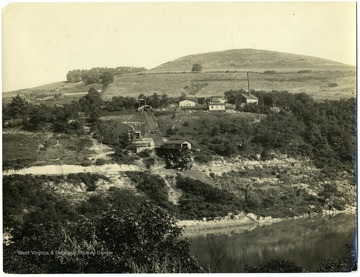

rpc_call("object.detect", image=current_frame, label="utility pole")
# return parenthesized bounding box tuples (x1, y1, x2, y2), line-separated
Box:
(246, 72, 251, 96)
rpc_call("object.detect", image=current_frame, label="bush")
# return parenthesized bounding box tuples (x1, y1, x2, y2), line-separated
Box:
(264, 70, 277, 74)
(95, 159, 106, 166)
(316, 256, 356, 272)
(81, 159, 92, 166)
(245, 259, 304, 273)
(126, 172, 173, 210)
(67, 173, 109, 192)
(176, 176, 243, 219)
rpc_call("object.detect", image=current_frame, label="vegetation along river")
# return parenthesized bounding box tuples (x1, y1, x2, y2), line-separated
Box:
(188, 213, 356, 272)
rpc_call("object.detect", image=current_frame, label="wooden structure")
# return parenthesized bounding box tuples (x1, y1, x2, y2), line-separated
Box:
(162, 140, 192, 150)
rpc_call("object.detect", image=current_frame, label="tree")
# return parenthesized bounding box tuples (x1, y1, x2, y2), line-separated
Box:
(79, 87, 103, 123)
(4, 204, 204, 273)
(66, 70, 82, 83)
(100, 70, 114, 85)
(25, 104, 52, 131)
(5, 95, 31, 119)
(95, 204, 204, 273)
(82, 69, 100, 85)
(179, 92, 187, 101)
(191, 63, 202, 73)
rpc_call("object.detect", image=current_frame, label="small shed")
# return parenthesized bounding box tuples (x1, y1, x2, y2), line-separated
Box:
(179, 100, 196, 108)
(132, 138, 154, 153)
(162, 140, 192, 150)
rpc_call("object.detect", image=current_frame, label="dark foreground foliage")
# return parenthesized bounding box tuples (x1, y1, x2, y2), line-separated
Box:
(4, 204, 204, 273)
(176, 176, 243, 220)
(126, 171, 174, 210)
(245, 242, 357, 273)
(245, 259, 304, 273)
(245, 253, 357, 273)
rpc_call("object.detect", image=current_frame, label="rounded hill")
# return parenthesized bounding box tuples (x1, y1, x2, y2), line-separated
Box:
(150, 49, 353, 72)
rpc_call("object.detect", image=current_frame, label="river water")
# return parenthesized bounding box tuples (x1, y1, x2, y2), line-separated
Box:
(188, 213, 357, 272)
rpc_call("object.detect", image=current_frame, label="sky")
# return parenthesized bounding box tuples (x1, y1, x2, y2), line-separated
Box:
(2, 2, 357, 92)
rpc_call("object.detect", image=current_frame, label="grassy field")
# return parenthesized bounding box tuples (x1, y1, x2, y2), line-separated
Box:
(3, 131, 97, 168)
(104, 70, 355, 101)
(100, 112, 146, 134)
(3, 82, 103, 105)
(156, 110, 265, 141)
(3, 132, 48, 162)
(3, 49, 355, 106)
(5, 70, 354, 105)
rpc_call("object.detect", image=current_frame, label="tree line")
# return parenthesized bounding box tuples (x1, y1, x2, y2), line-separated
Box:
(174, 90, 355, 173)
(3, 89, 174, 133)
(66, 66, 146, 85)
(3, 87, 104, 133)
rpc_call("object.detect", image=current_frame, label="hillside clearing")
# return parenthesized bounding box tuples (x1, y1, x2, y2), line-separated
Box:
(103, 70, 355, 101)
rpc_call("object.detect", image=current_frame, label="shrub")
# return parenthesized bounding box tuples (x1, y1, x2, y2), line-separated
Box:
(67, 173, 109, 192)
(126, 172, 173, 210)
(245, 259, 304, 273)
(264, 70, 277, 74)
(176, 176, 243, 219)
(81, 159, 92, 166)
(95, 159, 106, 166)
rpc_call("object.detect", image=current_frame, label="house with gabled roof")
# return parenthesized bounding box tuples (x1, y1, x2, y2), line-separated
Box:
(208, 98, 226, 111)
(238, 93, 258, 105)
(162, 139, 192, 150)
(179, 99, 196, 108)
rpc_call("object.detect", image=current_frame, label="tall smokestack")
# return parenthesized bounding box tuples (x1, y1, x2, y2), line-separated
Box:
(246, 72, 251, 96)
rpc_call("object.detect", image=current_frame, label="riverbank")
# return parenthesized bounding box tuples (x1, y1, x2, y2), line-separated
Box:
(177, 206, 356, 237)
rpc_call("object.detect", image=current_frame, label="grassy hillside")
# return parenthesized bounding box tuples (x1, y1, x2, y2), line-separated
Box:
(107, 48, 352, 101)
(150, 49, 353, 72)
(3, 49, 355, 103)
(103, 70, 355, 101)
(3, 81, 103, 105)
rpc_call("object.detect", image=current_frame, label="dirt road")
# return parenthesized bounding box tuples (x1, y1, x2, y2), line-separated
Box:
(141, 111, 164, 147)
(3, 163, 140, 176)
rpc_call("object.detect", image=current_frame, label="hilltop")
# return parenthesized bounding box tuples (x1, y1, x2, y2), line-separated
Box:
(149, 49, 354, 72)
(3, 48, 355, 103)
(104, 49, 355, 101)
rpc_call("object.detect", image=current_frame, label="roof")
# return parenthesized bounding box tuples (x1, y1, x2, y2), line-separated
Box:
(209, 98, 226, 103)
(133, 138, 152, 146)
(209, 100, 226, 104)
(241, 93, 258, 100)
(179, 99, 196, 103)
(163, 140, 191, 145)
(134, 142, 149, 147)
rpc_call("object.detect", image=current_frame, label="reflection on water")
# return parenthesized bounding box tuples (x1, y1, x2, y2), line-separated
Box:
(188, 213, 356, 272)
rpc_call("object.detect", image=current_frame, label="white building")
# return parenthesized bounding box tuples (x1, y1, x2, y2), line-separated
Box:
(208, 98, 226, 111)
(179, 100, 196, 108)
(133, 138, 155, 153)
